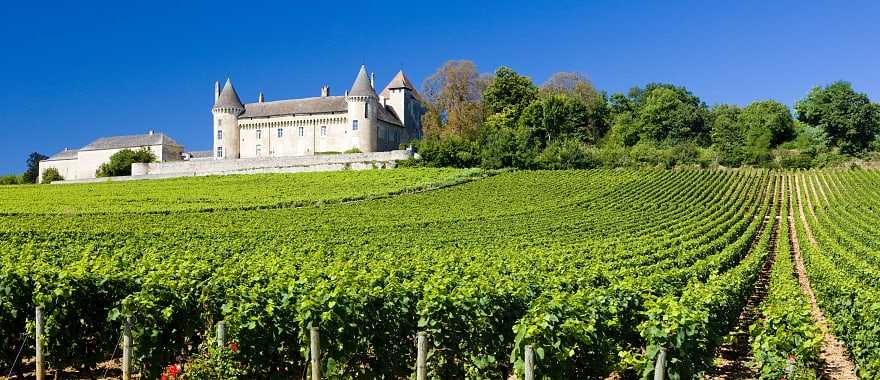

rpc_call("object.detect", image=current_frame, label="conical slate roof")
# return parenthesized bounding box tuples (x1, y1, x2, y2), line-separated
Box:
(348, 65, 376, 97)
(381, 70, 417, 98)
(214, 78, 243, 109)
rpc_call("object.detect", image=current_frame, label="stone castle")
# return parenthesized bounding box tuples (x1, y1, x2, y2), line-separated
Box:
(212, 65, 424, 159)
(39, 65, 424, 182)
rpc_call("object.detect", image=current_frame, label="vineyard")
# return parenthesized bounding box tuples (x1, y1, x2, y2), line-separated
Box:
(0, 168, 877, 379)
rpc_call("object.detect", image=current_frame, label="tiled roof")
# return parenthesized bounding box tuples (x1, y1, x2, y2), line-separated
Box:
(214, 78, 243, 109)
(80, 133, 181, 151)
(380, 70, 417, 98)
(349, 65, 377, 97)
(46, 149, 79, 161)
(241, 96, 348, 118)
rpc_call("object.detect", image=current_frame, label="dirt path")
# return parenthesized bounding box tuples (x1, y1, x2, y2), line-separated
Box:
(707, 176, 782, 380)
(794, 174, 818, 246)
(787, 174, 858, 380)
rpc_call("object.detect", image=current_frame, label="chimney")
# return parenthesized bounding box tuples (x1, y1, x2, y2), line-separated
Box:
(370, 72, 375, 89)
(259, 92, 265, 103)
(321, 85, 329, 97)
(214, 80, 220, 102)
(148, 130, 154, 135)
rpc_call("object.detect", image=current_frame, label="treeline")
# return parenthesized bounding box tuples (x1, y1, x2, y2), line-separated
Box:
(408, 60, 880, 169)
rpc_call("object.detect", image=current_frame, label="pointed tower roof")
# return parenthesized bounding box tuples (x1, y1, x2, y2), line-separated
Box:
(348, 65, 377, 97)
(381, 70, 417, 98)
(214, 78, 243, 109)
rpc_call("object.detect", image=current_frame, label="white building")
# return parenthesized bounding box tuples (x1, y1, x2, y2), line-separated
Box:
(38, 132, 183, 182)
(212, 65, 424, 159)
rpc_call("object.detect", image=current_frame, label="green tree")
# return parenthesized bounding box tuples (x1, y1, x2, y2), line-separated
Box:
(41, 168, 63, 184)
(741, 100, 795, 148)
(96, 148, 156, 177)
(22, 152, 48, 184)
(541, 72, 610, 142)
(482, 66, 537, 118)
(710, 104, 745, 166)
(795, 81, 880, 154)
(637, 87, 708, 145)
(519, 94, 591, 147)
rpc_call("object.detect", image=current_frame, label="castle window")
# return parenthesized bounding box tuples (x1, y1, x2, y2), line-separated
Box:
(298, 127, 304, 137)
(217, 119, 222, 127)
(320, 126, 327, 136)
(256, 129, 262, 139)
(217, 130, 222, 140)
(216, 146, 223, 158)
(277, 128, 283, 138)
(352, 120, 358, 131)
(256, 144, 262, 156)
(364, 102, 368, 118)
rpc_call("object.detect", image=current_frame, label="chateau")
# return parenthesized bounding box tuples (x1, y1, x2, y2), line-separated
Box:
(212, 65, 424, 159)
(38, 65, 424, 182)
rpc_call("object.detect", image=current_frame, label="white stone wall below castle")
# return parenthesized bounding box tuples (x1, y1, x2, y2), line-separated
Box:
(130, 150, 414, 178)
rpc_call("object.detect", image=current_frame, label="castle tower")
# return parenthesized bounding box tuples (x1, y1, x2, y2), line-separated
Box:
(212, 78, 244, 159)
(381, 70, 424, 141)
(346, 65, 379, 152)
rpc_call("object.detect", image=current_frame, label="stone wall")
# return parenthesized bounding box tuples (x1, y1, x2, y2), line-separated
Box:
(48, 150, 418, 184)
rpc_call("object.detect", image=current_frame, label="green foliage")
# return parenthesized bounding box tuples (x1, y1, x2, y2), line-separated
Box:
(182, 342, 244, 380)
(795, 81, 880, 154)
(0, 175, 22, 185)
(413, 135, 480, 168)
(519, 94, 594, 146)
(741, 100, 796, 148)
(23, 152, 48, 184)
(534, 139, 599, 169)
(710, 104, 746, 167)
(40, 168, 63, 184)
(96, 148, 156, 177)
(482, 66, 538, 117)
(637, 87, 708, 145)
(343, 147, 363, 154)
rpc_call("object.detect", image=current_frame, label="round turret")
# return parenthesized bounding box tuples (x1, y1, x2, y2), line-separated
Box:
(346, 65, 379, 152)
(212, 79, 243, 159)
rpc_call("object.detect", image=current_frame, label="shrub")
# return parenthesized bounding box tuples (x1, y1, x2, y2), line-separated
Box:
(0, 175, 21, 185)
(343, 147, 362, 154)
(535, 139, 599, 169)
(41, 168, 63, 184)
(96, 148, 156, 177)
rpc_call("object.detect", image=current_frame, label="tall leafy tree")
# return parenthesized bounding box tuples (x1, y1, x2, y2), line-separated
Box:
(22, 152, 48, 184)
(541, 72, 610, 142)
(795, 81, 880, 153)
(482, 66, 537, 117)
(637, 87, 708, 145)
(741, 100, 796, 148)
(519, 94, 590, 147)
(710, 104, 745, 166)
(421, 60, 489, 138)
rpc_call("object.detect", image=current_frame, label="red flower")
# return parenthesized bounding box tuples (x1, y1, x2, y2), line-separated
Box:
(788, 354, 797, 362)
(229, 341, 239, 353)
(166, 364, 180, 378)
(161, 375, 168, 380)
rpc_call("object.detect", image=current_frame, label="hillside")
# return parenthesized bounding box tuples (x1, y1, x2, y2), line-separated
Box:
(0, 168, 877, 379)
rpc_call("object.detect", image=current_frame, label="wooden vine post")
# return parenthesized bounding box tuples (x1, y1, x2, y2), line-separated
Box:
(35, 306, 45, 380)
(416, 332, 427, 380)
(216, 320, 226, 347)
(524, 345, 534, 380)
(310, 325, 321, 380)
(122, 318, 132, 380)
(653, 347, 667, 380)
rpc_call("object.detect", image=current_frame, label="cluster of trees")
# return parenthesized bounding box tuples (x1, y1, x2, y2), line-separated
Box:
(95, 148, 156, 177)
(411, 60, 880, 169)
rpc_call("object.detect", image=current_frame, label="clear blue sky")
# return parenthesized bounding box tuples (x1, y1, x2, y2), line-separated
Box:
(1, 0, 878, 174)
